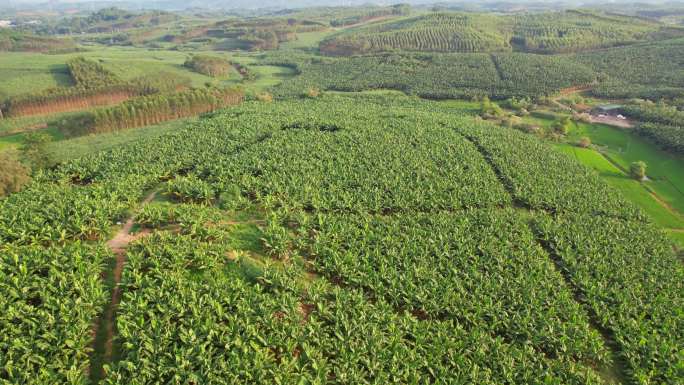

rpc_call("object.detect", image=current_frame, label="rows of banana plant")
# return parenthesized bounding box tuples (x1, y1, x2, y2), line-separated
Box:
(533, 214, 684, 385)
(0, 94, 681, 384)
(201, 112, 509, 212)
(0, 243, 109, 384)
(295, 209, 608, 367)
(105, 208, 606, 384)
(459, 123, 645, 220)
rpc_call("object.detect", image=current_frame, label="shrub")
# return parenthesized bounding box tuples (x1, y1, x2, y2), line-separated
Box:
(256, 92, 274, 103)
(304, 87, 321, 98)
(0, 151, 31, 197)
(553, 116, 572, 135)
(20, 132, 52, 170)
(630, 161, 647, 181)
(184, 55, 231, 77)
(577, 137, 592, 148)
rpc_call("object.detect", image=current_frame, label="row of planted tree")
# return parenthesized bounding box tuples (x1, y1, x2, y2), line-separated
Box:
(56, 86, 244, 137)
(0, 57, 191, 118)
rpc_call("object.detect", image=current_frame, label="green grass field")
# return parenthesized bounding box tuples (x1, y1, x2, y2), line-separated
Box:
(0, 126, 64, 151)
(232, 55, 297, 92)
(568, 121, 684, 215)
(46, 117, 192, 163)
(515, 111, 684, 247)
(0, 47, 237, 98)
(557, 144, 684, 233)
(279, 30, 336, 51)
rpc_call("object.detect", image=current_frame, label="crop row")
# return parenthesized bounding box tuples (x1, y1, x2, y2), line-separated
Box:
(533, 214, 684, 384)
(265, 51, 595, 99)
(0, 95, 679, 384)
(458, 123, 644, 220)
(104, 212, 606, 384)
(320, 11, 674, 56)
(201, 111, 509, 212)
(0, 243, 109, 384)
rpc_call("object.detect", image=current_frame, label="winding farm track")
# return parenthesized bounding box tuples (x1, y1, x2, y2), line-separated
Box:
(90, 190, 157, 381)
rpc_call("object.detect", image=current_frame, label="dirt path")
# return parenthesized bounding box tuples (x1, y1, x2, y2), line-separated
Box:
(90, 190, 157, 382)
(589, 115, 633, 128)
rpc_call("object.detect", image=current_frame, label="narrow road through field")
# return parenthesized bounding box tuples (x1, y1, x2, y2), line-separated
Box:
(90, 189, 157, 382)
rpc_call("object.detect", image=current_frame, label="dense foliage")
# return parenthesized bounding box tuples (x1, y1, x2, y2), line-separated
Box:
(264, 51, 595, 99)
(2, 57, 191, 118)
(621, 102, 684, 154)
(26, 7, 179, 35)
(0, 95, 680, 384)
(0, 151, 31, 197)
(534, 214, 684, 384)
(184, 55, 231, 77)
(57, 87, 244, 136)
(169, 17, 327, 51)
(637, 123, 684, 154)
(576, 38, 684, 99)
(66, 57, 122, 89)
(329, 4, 409, 27)
(0, 243, 109, 384)
(320, 11, 679, 55)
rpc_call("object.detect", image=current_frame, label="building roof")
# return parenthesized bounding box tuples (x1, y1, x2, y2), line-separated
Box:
(596, 104, 624, 111)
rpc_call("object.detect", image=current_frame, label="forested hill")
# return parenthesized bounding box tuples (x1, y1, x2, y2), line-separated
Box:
(320, 11, 684, 55)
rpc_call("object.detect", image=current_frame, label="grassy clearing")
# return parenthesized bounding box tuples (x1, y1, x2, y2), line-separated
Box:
(556, 144, 684, 231)
(0, 54, 74, 97)
(0, 47, 235, 98)
(46, 118, 191, 163)
(521, 112, 684, 218)
(567, 121, 684, 215)
(0, 126, 64, 151)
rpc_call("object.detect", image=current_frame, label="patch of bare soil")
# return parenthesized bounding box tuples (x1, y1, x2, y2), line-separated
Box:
(90, 190, 157, 380)
(589, 115, 633, 128)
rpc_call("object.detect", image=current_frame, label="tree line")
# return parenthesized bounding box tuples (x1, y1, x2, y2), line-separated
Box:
(1, 56, 192, 118)
(57, 86, 244, 137)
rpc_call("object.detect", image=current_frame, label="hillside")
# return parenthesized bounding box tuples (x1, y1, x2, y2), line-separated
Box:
(28, 7, 180, 35)
(1, 95, 682, 384)
(267, 37, 684, 99)
(0, 29, 75, 53)
(320, 11, 684, 55)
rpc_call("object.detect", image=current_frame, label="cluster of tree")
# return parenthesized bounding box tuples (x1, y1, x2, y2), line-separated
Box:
(0, 30, 76, 53)
(576, 38, 684, 99)
(622, 101, 684, 126)
(2, 85, 139, 117)
(240, 31, 280, 50)
(2, 59, 191, 118)
(66, 57, 122, 89)
(0, 151, 31, 197)
(25, 8, 178, 35)
(620, 101, 684, 154)
(184, 55, 232, 77)
(265, 51, 595, 100)
(321, 13, 507, 56)
(170, 18, 327, 51)
(637, 123, 684, 154)
(0, 132, 53, 197)
(57, 87, 244, 137)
